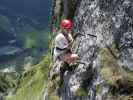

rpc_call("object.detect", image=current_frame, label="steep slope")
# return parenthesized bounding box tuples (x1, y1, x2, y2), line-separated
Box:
(6, 53, 50, 100)
(49, 0, 133, 100)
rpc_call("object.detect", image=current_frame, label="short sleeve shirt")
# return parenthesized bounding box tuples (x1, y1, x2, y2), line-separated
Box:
(55, 33, 68, 49)
(53, 33, 73, 61)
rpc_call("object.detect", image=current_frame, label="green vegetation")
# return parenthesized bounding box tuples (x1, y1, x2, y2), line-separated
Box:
(49, 96, 60, 100)
(0, 72, 19, 94)
(75, 86, 88, 97)
(99, 47, 133, 97)
(99, 47, 123, 87)
(6, 53, 51, 100)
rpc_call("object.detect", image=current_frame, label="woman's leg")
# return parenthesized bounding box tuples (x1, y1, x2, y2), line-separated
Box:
(64, 53, 79, 64)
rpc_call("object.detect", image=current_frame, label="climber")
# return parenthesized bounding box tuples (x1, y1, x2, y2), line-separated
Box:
(53, 19, 79, 64)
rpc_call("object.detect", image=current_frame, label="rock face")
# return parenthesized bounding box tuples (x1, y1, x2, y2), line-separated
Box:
(49, 0, 133, 100)
(73, 0, 133, 70)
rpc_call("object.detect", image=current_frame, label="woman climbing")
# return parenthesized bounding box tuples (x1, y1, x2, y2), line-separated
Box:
(53, 19, 79, 64)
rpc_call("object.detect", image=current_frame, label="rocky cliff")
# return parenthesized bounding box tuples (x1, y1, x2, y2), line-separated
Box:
(49, 0, 133, 100)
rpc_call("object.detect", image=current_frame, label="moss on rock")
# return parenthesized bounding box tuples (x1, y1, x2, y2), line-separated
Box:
(0, 72, 19, 99)
(99, 47, 122, 86)
(107, 94, 133, 100)
(49, 95, 60, 100)
(74, 86, 88, 97)
(99, 46, 133, 95)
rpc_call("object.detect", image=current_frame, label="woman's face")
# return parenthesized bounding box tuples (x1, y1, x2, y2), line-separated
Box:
(62, 28, 71, 34)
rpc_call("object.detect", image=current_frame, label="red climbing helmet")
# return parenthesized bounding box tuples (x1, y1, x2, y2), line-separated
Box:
(60, 19, 72, 30)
